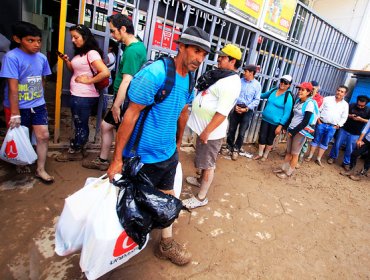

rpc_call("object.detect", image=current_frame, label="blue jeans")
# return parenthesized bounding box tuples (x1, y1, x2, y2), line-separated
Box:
(311, 123, 337, 150)
(329, 128, 359, 165)
(227, 110, 253, 151)
(70, 95, 98, 148)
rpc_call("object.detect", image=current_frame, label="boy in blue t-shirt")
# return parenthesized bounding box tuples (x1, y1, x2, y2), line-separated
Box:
(0, 21, 53, 183)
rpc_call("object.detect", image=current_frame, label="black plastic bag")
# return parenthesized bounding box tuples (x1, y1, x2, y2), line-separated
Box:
(114, 156, 187, 248)
(196, 69, 236, 91)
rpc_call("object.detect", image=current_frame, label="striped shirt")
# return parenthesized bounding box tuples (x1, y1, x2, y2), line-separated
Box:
(123, 60, 193, 163)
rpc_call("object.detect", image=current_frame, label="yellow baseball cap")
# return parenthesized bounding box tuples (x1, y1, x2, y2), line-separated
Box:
(216, 44, 242, 60)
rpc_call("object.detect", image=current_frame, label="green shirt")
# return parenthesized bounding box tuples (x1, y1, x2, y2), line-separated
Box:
(113, 40, 147, 94)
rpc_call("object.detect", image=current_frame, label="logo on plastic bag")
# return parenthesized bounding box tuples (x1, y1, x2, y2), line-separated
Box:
(5, 140, 18, 158)
(113, 231, 138, 257)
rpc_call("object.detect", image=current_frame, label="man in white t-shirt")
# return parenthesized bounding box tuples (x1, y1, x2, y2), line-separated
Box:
(306, 85, 349, 166)
(183, 44, 242, 209)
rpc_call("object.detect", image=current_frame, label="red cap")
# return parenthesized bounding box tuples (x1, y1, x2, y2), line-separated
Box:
(296, 82, 313, 91)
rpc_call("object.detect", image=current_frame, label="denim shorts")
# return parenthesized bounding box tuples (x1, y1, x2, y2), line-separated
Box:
(311, 123, 337, 150)
(4, 104, 48, 128)
(139, 150, 179, 191)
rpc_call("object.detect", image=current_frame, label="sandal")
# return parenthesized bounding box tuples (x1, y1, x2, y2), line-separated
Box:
(35, 171, 54, 184)
(182, 196, 208, 209)
(304, 157, 312, 162)
(260, 156, 268, 162)
(253, 155, 262, 160)
(276, 172, 291, 179)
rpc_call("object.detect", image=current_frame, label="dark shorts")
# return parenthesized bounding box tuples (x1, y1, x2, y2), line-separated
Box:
(258, 119, 278, 146)
(139, 150, 179, 191)
(103, 110, 121, 130)
(5, 104, 48, 128)
(103, 96, 129, 129)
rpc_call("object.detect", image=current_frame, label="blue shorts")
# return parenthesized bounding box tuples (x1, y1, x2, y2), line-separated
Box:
(5, 104, 49, 128)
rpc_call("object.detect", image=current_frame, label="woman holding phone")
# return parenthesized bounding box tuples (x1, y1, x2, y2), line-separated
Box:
(56, 24, 109, 162)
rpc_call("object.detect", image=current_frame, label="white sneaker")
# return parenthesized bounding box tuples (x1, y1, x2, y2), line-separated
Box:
(186, 176, 200, 187)
(182, 196, 208, 209)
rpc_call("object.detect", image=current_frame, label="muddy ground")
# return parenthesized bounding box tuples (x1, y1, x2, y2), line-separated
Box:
(0, 141, 369, 280)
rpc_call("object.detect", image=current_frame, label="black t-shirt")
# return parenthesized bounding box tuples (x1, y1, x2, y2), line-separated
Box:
(342, 103, 370, 135)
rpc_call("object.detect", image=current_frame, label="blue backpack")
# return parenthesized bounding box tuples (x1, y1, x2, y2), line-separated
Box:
(122, 56, 195, 112)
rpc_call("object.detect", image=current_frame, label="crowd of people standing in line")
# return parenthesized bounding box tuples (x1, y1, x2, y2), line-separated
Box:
(1, 15, 369, 267)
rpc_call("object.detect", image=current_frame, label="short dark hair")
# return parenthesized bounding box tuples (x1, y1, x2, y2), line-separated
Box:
(227, 56, 242, 70)
(245, 68, 256, 75)
(107, 14, 134, 35)
(338, 85, 349, 93)
(70, 24, 104, 58)
(357, 95, 369, 104)
(12, 21, 42, 39)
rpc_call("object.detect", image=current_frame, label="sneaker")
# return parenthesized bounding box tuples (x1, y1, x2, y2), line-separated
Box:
(340, 170, 353, 176)
(349, 169, 368, 181)
(220, 147, 231, 156)
(154, 238, 191, 266)
(82, 156, 110, 171)
(186, 176, 201, 187)
(231, 151, 238, 161)
(327, 158, 335, 164)
(182, 196, 208, 209)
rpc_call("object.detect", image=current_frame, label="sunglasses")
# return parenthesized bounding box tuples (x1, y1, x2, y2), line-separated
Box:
(280, 79, 290, 85)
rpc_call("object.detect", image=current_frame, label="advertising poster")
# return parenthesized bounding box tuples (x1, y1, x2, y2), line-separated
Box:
(224, 0, 264, 27)
(261, 0, 297, 40)
(152, 22, 180, 51)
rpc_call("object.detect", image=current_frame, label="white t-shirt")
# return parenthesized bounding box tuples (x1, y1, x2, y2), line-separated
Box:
(187, 74, 241, 140)
(107, 52, 116, 71)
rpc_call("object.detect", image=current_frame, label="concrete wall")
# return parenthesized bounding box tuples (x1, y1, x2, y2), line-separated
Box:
(309, 0, 370, 70)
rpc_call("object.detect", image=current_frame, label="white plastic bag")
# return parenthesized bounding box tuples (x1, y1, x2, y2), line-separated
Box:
(0, 126, 37, 165)
(174, 162, 183, 198)
(80, 182, 148, 280)
(55, 175, 110, 256)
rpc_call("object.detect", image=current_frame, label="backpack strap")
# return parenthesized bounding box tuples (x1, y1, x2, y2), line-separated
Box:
(129, 56, 194, 155)
(188, 71, 195, 98)
(154, 57, 176, 104)
(284, 90, 293, 105)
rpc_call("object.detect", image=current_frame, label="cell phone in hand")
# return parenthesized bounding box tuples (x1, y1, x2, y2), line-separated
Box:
(56, 50, 64, 57)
